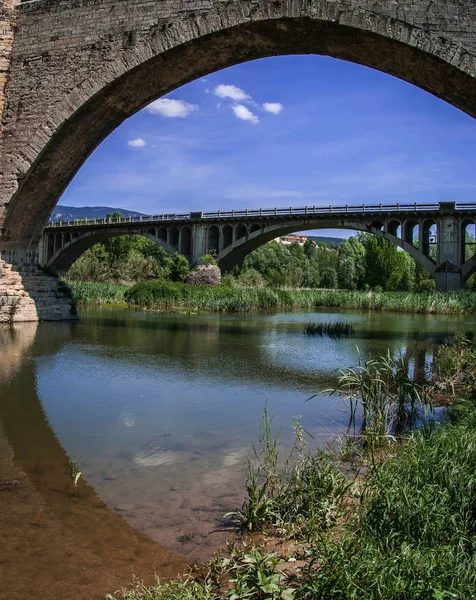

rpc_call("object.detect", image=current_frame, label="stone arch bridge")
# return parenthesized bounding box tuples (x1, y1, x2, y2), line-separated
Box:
(1, 0, 476, 320)
(43, 202, 476, 291)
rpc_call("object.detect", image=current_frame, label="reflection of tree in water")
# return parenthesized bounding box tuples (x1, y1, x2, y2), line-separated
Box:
(47, 312, 448, 392)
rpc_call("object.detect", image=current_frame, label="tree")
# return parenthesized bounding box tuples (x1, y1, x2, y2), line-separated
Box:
(320, 266, 338, 289)
(338, 237, 366, 288)
(169, 255, 190, 282)
(359, 234, 407, 291)
(337, 256, 357, 290)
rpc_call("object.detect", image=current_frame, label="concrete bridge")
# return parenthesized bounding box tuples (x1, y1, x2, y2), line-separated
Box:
(1, 0, 475, 320)
(42, 202, 476, 291)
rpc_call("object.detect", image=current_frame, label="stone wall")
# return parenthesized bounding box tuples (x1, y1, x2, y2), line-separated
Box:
(0, 260, 77, 323)
(0, 0, 475, 255)
(0, 0, 15, 124)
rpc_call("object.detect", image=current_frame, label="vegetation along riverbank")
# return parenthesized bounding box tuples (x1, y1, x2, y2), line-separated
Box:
(107, 334, 476, 599)
(66, 280, 476, 314)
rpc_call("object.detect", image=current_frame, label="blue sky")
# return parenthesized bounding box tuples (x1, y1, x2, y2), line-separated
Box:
(60, 55, 476, 226)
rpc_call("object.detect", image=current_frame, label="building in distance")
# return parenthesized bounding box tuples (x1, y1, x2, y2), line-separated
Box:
(275, 234, 308, 245)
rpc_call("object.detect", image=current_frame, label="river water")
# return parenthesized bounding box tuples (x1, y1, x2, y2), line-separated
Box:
(1, 307, 474, 563)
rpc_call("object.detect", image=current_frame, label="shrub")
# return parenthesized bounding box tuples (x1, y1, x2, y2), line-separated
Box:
(169, 255, 190, 282)
(200, 253, 217, 266)
(236, 268, 265, 287)
(416, 278, 436, 293)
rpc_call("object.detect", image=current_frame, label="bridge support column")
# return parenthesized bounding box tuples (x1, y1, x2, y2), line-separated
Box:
(435, 214, 463, 291)
(0, 248, 77, 323)
(190, 224, 207, 265)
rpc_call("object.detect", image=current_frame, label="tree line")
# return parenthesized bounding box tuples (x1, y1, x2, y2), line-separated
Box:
(231, 235, 436, 292)
(68, 228, 445, 293)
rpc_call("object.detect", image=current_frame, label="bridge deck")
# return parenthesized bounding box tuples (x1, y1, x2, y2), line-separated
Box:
(46, 202, 476, 229)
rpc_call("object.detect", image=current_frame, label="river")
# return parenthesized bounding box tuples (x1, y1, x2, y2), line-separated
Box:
(0, 307, 474, 573)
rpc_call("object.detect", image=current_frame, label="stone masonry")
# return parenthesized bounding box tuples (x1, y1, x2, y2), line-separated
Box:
(0, 259, 77, 323)
(1, 0, 475, 254)
(0, 0, 475, 319)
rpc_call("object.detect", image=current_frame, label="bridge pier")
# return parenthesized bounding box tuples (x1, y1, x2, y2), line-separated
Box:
(435, 213, 464, 291)
(0, 249, 77, 323)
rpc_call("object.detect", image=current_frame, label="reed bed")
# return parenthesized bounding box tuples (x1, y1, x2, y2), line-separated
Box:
(66, 280, 476, 314)
(123, 282, 476, 314)
(304, 321, 355, 337)
(65, 281, 130, 305)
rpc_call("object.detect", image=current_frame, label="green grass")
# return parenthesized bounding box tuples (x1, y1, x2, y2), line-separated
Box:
(298, 400, 476, 599)
(123, 281, 476, 314)
(304, 321, 355, 337)
(65, 280, 476, 314)
(64, 280, 130, 305)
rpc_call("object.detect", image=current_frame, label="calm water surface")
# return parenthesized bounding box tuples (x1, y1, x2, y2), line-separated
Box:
(1, 307, 474, 561)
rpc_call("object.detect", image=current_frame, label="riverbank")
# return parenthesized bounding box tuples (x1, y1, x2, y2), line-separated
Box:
(66, 280, 476, 314)
(108, 335, 476, 600)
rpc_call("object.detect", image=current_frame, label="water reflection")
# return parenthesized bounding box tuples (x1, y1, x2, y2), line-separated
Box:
(0, 308, 472, 563)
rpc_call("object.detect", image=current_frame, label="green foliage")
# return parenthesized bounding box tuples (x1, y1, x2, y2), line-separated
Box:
(201, 253, 217, 266)
(298, 404, 476, 599)
(359, 234, 411, 291)
(65, 281, 130, 305)
(236, 268, 265, 287)
(169, 255, 190, 282)
(466, 274, 476, 291)
(71, 280, 476, 314)
(231, 407, 349, 539)
(105, 577, 213, 600)
(68, 235, 174, 283)
(416, 278, 437, 293)
(236, 234, 428, 292)
(434, 331, 476, 397)
(226, 547, 294, 600)
(324, 352, 430, 447)
(68, 458, 81, 489)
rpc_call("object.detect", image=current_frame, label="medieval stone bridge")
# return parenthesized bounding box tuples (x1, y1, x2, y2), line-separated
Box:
(42, 202, 476, 291)
(0, 0, 475, 320)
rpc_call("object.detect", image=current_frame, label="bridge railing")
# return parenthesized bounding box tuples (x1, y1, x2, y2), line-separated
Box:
(46, 202, 476, 228)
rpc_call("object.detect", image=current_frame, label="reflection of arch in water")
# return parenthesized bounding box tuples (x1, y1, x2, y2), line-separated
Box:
(0, 325, 185, 595)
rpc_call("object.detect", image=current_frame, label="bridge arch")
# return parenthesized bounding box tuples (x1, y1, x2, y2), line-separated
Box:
(217, 220, 436, 277)
(45, 229, 178, 274)
(1, 1, 476, 253)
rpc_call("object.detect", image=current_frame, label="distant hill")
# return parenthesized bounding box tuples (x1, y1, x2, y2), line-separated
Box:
(50, 205, 145, 222)
(308, 236, 344, 247)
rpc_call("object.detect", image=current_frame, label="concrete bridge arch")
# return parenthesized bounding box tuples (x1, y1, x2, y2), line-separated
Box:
(1, 0, 476, 257)
(216, 219, 437, 276)
(44, 229, 179, 274)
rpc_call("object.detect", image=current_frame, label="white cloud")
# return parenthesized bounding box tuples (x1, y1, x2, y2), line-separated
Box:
(128, 138, 147, 148)
(214, 84, 251, 102)
(263, 102, 283, 115)
(146, 98, 198, 118)
(232, 104, 259, 125)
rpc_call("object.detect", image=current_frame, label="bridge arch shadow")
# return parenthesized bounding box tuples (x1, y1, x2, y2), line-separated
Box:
(2, 5, 476, 251)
